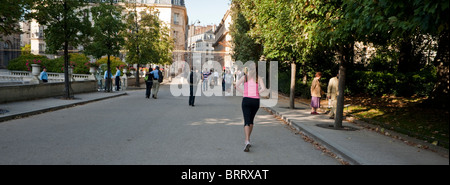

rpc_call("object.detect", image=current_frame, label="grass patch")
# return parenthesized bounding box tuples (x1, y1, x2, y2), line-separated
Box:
(346, 96, 449, 149)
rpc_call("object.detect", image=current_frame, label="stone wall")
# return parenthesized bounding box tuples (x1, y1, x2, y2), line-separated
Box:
(0, 80, 97, 103)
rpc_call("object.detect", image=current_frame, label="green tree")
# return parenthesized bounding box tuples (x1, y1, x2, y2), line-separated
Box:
(235, 0, 335, 110)
(31, 0, 92, 99)
(236, 0, 301, 109)
(229, 3, 263, 62)
(341, 0, 449, 108)
(124, 3, 153, 87)
(156, 25, 174, 65)
(84, 0, 125, 92)
(0, 0, 33, 36)
(123, 2, 173, 86)
(310, 0, 356, 128)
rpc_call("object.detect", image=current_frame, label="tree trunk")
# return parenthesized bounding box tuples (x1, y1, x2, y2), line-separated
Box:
(62, 1, 72, 99)
(135, 64, 140, 87)
(63, 40, 72, 99)
(335, 42, 353, 128)
(290, 61, 296, 109)
(426, 30, 449, 108)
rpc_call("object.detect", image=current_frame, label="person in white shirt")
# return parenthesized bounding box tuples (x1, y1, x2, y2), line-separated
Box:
(213, 70, 219, 86)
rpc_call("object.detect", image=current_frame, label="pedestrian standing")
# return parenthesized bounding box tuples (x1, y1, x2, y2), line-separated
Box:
(104, 70, 113, 92)
(224, 69, 233, 96)
(310, 72, 324, 115)
(236, 63, 267, 152)
(222, 69, 226, 93)
(189, 67, 199, 107)
(327, 73, 339, 119)
(213, 70, 219, 86)
(39, 67, 48, 83)
(150, 66, 161, 99)
(145, 68, 154, 99)
(202, 68, 210, 92)
(114, 66, 121, 91)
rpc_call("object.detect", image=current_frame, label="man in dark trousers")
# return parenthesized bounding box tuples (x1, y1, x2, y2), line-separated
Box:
(189, 67, 199, 107)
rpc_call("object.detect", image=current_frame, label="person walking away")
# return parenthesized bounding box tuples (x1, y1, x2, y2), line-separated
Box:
(236, 64, 267, 152)
(310, 72, 324, 114)
(114, 66, 121, 91)
(189, 67, 199, 106)
(145, 68, 154, 99)
(150, 66, 161, 99)
(39, 67, 48, 83)
(327, 73, 339, 119)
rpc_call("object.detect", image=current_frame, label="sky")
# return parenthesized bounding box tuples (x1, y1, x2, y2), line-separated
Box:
(185, 0, 231, 26)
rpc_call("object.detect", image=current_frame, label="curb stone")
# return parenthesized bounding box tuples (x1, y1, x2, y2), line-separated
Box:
(0, 92, 127, 123)
(264, 106, 363, 165)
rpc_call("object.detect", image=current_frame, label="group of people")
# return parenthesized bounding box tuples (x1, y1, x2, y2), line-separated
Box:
(310, 72, 340, 119)
(102, 66, 163, 99)
(185, 64, 342, 152)
(102, 66, 123, 92)
(200, 68, 222, 92)
(198, 68, 236, 94)
(144, 66, 163, 99)
(39, 62, 339, 153)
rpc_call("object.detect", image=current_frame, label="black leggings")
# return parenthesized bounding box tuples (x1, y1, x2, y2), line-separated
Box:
(242, 97, 260, 126)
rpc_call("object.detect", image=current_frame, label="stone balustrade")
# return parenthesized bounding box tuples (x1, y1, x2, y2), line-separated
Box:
(0, 70, 94, 84)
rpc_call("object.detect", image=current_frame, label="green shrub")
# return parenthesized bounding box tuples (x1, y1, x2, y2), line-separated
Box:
(7, 54, 50, 71)
(395, 66, 436, 97)
(95, 56, 127, 76)
(347, 67, 436, 97)
(7, 53, 91, 74)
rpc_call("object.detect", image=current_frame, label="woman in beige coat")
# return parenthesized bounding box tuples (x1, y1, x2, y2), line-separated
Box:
(310, 72, 324, 114)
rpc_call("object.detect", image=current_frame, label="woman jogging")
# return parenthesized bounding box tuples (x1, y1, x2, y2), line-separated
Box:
(236, 63, 267, 152)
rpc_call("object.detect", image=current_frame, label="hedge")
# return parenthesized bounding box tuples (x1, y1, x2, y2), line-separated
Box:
(7, 53, 91, 74)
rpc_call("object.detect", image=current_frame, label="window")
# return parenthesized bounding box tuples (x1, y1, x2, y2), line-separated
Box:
(172, 0, 180, 5)
(39, 44, 45, 54)
(4, 41, 10, 49)
(173, 13, 180, 25)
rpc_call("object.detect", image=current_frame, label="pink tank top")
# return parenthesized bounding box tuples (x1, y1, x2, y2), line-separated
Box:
(244, 79, 260, 99)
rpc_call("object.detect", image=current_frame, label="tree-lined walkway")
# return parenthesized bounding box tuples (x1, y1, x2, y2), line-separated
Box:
(0, 86, 341, 165)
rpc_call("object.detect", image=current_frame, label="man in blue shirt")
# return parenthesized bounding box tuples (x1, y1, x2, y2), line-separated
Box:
(150, 66, 161, 99)
(39, 67, 48, 83)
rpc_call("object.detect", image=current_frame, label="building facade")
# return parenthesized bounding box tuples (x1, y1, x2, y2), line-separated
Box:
(213, 7, 232, 69)
(0, 33, 21, 69)
(187, 25, 216, 69)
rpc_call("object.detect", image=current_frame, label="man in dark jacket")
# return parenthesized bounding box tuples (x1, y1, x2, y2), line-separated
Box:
(189, 67, 199, 106)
